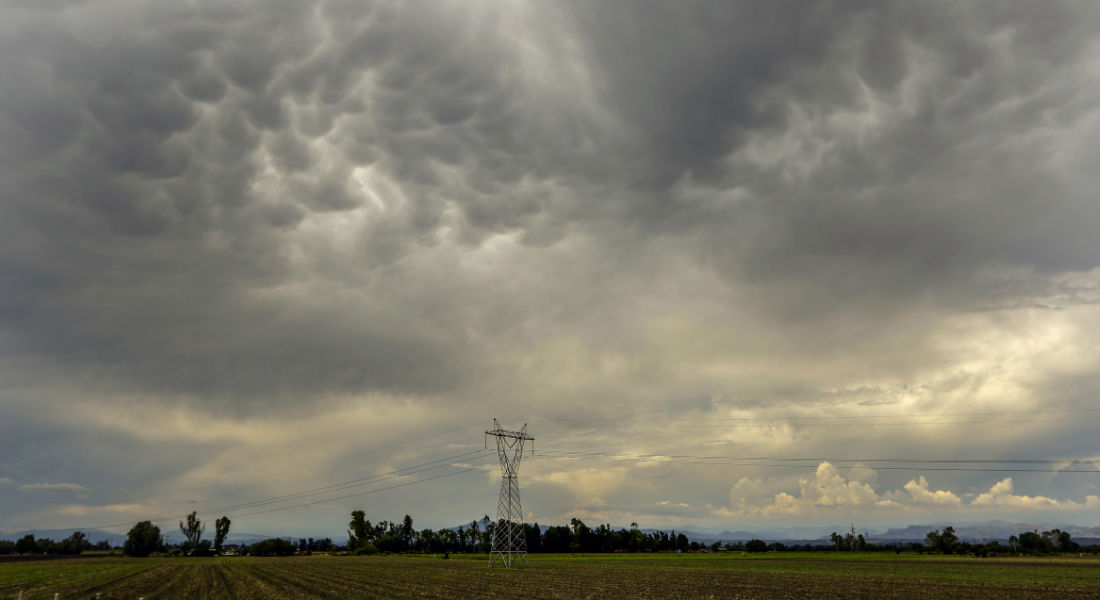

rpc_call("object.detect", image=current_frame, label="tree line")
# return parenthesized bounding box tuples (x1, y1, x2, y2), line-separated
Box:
(344, 512, 703, 555)
(341, 513, 1097, 557)
(120, 512, 236, 557)
(811, 524, 1095, 557)
(920, 525, 1088, 557)
(0, 531, 105, 556)
(2, 514, 1094, 557)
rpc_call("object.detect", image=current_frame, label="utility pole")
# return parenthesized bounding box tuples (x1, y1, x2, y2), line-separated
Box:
(486, 419, 533, 568)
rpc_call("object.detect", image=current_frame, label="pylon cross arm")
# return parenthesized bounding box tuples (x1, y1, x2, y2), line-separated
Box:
(485, 429, 533, 441)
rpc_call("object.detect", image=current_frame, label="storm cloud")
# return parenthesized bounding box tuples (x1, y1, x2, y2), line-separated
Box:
(1, 1, 1097, 535)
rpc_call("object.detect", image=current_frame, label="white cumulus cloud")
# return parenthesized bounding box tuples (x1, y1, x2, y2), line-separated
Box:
(895, 476, 962, 506)
(729, 464, 1092, 518)
(971, 478, 1094, 510)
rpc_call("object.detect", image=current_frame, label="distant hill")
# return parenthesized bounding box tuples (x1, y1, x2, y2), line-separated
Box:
(161, 531, 277, 545)
(5, 520, 1097, 548)
(869, 522, 1100, 544)
(0, 528, 274, 547)
(641, 521, 1100, 545)
(0, 529, 128, 547)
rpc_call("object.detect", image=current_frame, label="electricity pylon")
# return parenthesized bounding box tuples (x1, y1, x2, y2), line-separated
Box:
(486, 418, 533, 568)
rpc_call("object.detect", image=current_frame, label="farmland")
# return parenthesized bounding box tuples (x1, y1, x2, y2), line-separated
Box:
(1, 553, 1096, 599)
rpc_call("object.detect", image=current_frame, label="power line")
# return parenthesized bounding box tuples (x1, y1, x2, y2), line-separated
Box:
(533, 450, 1100, 473)
(67, 449, 495, 531)
(535, 450, 1095, 464)
(198, 450, 494, 521)
(39, 411, 1099, 534)
(226, 459, 494, 519)
(533, 409, 1098, 425)
(534, 419, 1095, 429)
(538, 409, 1097, 420)
(66, 418, 501, 531)
(348, 419, 492, 457)
(203, 449, 493, 514)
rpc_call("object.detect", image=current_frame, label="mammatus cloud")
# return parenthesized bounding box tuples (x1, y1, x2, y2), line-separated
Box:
(0, 0, 1094, 408)
(0, 1, 1097, 533)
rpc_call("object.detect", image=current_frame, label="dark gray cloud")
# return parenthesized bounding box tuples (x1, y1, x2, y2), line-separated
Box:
(1, 0, 1096, 533)
(574, 0, 1100, 313)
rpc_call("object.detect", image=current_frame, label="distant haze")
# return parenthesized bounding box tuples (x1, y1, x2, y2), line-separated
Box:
(0, 1, 1097, 538)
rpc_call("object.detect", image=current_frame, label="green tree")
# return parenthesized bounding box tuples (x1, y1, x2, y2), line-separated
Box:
(15, 534, 36, 554)
(468, 520, 480, 552)
(939, 526, 959, 554)
(569, 517, 592, 551)
(418, 528, 436, 552)
(35, 538, 56, 554)
(745, 539, 767, 553)
(194, 539, 213, 556)
(401, 514, 414, 549)
(375, 535, 399, 553)
(629, 522, 641, 552)
(1018, 531, 1046, 553)
(214, 516, 231, 554)
(348, 509, 371, 552)
(248, 538, 295, 556)
(481, 515, 492, 551)
(60, 531, 88, 555)
(925, 529, 941, 552)
(179, 511, 204, 554)
(542, 525, 572, 552)
(675, 533, 689, 552)
(926, 526, 959, 554)
(844, 526, 857, 551)
(124, 521, 164, 557)
(1043, 529, 1078, 553)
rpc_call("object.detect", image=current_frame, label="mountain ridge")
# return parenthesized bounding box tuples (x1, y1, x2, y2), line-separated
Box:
(4, 520, 1098, 547)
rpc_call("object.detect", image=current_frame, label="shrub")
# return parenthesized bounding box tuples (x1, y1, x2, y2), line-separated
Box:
(374, 536, 400, 553)
(248, 538, 296, 556)
(353, 542, 378, 555)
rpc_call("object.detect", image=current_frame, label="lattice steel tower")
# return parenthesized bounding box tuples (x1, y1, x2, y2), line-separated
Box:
(486, 419, 534, 568)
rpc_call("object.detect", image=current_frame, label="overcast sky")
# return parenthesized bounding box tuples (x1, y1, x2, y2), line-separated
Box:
(1, 0, 1098, 539)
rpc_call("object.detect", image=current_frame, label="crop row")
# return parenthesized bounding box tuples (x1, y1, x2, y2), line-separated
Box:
(2, 554, 1097, 599)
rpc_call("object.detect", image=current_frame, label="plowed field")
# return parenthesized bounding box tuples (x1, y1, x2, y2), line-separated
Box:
(2, 553, 1097, 599)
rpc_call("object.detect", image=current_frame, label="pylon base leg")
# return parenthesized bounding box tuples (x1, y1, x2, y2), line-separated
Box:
(489, 551, 528, 568)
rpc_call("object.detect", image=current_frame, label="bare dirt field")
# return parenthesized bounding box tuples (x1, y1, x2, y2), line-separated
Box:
(2, 552, 1097, 599)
